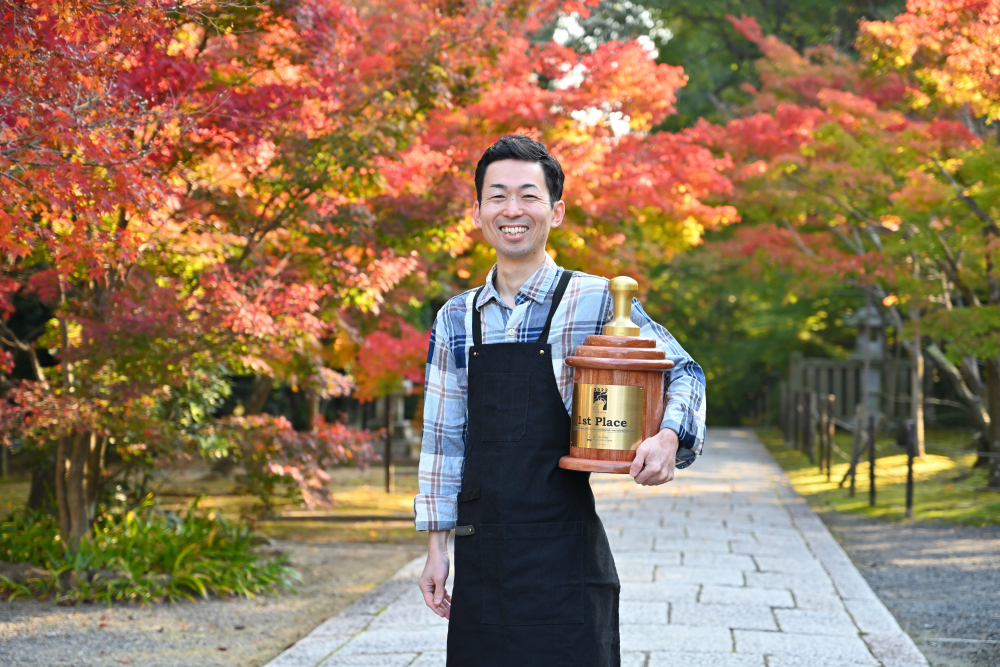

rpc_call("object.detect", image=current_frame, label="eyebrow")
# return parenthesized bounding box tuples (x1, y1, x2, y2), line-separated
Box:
(487, 183, 542, 192)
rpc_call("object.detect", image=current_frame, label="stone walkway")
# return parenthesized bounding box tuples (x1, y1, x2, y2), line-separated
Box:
(265, 429, 928, 667)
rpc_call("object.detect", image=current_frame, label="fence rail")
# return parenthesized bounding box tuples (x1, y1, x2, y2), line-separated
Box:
(788, 353, 914, 422)
(777, 388, 1000, 515)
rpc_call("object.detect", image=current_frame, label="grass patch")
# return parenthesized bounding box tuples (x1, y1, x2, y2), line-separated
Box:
(1, 463, 426, 573)
(757, 428, 1000, 527)
(253, 467, 423, 544)
(257, 520, 424, 545)
(154, 465, 420, 518)
(0, 476, 30, 518)
(0, 497, 299, 604)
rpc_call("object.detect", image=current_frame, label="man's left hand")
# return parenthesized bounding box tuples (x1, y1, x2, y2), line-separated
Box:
(629, 428, 679, 486)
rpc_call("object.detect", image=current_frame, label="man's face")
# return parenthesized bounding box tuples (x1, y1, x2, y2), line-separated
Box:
(473, 159, 565, 260)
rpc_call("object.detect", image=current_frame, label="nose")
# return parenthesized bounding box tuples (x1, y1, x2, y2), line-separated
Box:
(502, 196, 523, 218)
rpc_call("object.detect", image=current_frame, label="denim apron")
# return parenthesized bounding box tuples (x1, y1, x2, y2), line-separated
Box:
(446, 270, 620, 666)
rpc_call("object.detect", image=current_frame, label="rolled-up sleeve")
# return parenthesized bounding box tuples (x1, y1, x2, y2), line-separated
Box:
(413, 304, 468, 531)
(629, 299, 707, 465)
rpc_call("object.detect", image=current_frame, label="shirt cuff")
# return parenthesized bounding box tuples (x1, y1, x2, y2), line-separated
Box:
(660, 417, 696, 449)
(413, 494, 457, 532)
(660, 418, 699, 469)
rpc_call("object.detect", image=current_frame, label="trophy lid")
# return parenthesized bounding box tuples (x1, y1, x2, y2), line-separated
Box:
(603, 276, 641, 337)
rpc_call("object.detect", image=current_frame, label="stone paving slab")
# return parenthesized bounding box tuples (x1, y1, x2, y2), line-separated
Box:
(265, 429, 927, 667)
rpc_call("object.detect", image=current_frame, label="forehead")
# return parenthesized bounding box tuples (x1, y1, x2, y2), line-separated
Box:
(483, 159, 549, 194)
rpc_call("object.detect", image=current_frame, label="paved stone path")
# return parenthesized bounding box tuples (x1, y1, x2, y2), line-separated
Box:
(265, 429, 928, 667)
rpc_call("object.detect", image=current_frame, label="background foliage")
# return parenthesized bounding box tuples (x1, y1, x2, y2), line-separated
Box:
(2, 0, 999, 570)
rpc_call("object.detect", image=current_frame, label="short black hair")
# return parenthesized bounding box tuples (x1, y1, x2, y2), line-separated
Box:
(474, 134, 565, 207)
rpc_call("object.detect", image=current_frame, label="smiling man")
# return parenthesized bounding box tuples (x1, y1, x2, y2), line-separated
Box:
(414, 134, 706, 666)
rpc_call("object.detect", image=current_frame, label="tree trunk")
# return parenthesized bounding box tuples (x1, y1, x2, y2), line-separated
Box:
(886, 329, 900, 421)
(306, 389, 319, 431)
(86, 435, 106, 520)
(862, 292, 872, 415)
(27, 457, 56, 513)
(55, 435, 71, 540)
(960, 356, 986, 398)
(385, 395, 395, 493)
(925, 343, 991, 453)
(52, 431, 102, 551)
(905, 311, 926, 456)
(246, 375, 273, 415)
(66, 432, 91, 550)
(986, 357, 1000, 489)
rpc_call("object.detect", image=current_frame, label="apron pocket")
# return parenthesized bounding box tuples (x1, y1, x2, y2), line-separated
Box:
(480, 521, 584, 626)
(456, 487, 481, 526)
(479, 373, 529, 442)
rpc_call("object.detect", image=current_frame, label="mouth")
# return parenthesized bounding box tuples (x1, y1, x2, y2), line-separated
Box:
(499, 224, 530, 238)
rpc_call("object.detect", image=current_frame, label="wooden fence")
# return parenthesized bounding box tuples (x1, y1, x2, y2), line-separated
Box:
(778, 387, 836, 468)
(787, 353, 914, 424)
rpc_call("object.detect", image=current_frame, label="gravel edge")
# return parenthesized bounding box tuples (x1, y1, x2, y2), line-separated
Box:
(262, 553, 425, 666)
(748, 432, 930, 667)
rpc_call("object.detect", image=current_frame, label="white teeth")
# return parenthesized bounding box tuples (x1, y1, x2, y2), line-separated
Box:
(501, 226, 528, 235)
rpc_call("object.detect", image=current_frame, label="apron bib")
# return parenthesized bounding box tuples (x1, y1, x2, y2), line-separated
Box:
(446, 270, 621, 667)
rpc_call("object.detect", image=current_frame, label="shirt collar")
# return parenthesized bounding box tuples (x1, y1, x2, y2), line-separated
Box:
(476, 255, 559, 310)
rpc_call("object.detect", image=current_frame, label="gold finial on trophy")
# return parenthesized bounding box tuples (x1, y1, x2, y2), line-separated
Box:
(602, 276, 641, 336)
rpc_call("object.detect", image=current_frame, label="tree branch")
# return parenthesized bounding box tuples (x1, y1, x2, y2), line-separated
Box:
(781, 219, 815, 256)
(926, 343, 992, 451)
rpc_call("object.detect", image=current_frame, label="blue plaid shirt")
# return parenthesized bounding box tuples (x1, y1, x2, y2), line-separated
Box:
(414, 256, 707, 531)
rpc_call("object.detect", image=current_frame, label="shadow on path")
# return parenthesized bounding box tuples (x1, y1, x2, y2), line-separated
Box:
(820, 511, 1000, 667)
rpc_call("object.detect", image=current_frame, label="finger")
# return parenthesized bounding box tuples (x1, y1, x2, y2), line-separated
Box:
(421, 584, 438, 612)
(634, 461, 659, 485)
(435, 574, 450, 604)
(653, 467, 676, 486)
(630, 445, 647, 478)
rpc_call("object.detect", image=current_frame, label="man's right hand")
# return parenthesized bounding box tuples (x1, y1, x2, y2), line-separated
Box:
(419, 529, 451, 619)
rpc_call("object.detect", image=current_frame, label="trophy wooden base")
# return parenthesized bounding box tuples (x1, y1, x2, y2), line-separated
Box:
(558, 277, 675, 476)
(559, 334, 673, 475)
(559, 448, 634, 474)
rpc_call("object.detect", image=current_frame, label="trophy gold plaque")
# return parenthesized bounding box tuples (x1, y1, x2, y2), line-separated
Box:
(558, 276, 674, 474)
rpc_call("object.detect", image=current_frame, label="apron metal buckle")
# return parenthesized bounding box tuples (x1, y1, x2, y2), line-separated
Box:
(455, 525, 476, 537)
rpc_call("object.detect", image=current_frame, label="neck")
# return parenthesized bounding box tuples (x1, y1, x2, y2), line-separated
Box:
(494, 251, 548, 308)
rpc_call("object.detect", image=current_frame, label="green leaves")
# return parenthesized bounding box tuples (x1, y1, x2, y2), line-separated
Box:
(920, 307, 1000, 361)
(0, 497, 298, 605)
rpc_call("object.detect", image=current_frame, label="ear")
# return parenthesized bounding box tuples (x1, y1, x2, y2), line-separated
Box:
(549, 200, 566, 228)
(472, 200, 482, 229)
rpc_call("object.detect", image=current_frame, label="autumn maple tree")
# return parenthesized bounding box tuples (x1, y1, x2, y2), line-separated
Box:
(0, 0, 559, 543)
(1, 0, 748, 548)
(688, 3, 1000, 486)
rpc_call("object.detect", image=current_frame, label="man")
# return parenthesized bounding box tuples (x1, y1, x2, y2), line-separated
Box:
(414, 134, 706, 666)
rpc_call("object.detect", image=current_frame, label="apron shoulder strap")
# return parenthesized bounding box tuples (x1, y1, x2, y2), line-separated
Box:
(538, 269, 574, 344)
(471, 284, 487, 346)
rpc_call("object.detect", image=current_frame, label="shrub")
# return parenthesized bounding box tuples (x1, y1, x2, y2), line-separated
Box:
(0, 497, 299, 604)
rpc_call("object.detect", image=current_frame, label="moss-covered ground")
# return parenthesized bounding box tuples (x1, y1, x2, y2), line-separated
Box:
(1, 464, 425, 545)
(756, 427, 1000, 526)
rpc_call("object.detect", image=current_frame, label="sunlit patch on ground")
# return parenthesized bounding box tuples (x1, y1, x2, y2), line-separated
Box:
(757, 428, 1000, 526)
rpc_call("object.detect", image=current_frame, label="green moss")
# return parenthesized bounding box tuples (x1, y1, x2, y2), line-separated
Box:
(757, 428, 1000, 527)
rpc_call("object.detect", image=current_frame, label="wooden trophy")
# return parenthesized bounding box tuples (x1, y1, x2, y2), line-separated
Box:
(558, 276, 674, 474)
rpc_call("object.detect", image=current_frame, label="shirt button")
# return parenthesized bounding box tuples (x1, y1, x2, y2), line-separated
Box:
(507, 328, 515, 336)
